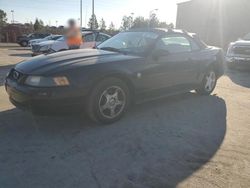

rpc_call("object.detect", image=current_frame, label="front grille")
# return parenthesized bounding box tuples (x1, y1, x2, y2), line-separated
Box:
(31, 44, 40, 52)
(8, 69, 26, 83)
(233, 46, 250, 56)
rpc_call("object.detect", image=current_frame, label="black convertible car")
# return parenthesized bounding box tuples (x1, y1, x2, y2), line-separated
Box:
(5, 28, 224, 123)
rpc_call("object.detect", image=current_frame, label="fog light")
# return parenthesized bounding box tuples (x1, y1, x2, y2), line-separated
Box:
(53, 77, 70, 86)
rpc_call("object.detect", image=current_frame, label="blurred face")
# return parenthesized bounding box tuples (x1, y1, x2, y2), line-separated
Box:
(68, 20, 76, 28)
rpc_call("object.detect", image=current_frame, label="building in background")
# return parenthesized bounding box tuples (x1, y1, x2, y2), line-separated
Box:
(176, 0, 250, 48)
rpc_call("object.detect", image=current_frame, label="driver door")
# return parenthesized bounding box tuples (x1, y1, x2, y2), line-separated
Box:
(144, 34, 199, 91)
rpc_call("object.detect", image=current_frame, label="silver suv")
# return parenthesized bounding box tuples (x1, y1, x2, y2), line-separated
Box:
(226, 33, 250, 69)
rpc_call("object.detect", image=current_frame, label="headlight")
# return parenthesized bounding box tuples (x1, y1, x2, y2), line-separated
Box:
(227, 44, 234, 56)
(40, 45, 51, 52)
(226, 56, 234, 62)
(25, 76, 70, 87)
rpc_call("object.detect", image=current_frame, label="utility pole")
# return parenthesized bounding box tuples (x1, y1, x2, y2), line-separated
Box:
(148, 9, 158, 28)
(11, 10, 14, 24)
(130, 12, 134, 29)
(80, 0, 82, 28)
(91, 0, 95, 29)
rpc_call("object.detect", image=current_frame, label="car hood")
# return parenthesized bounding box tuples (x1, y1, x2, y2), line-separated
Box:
(37, 40, 55, 46)
(30, 39, 44, 43)
(231, 40, 250, 46)
(15, 49, 142, 75)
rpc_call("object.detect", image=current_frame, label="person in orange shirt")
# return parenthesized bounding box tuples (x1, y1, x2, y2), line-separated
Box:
(66, 19, 83, 50)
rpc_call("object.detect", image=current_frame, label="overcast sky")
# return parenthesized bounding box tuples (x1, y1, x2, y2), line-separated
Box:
(0, 0, 188, 28)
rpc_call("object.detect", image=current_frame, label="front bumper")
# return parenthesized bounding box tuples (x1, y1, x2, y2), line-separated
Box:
(31, 52, 43, 56)
(5, 78, 87, 112)
(226, 56, 250, 67)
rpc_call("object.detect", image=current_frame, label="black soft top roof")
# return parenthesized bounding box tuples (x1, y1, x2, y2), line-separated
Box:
(126, 28, 188, 35)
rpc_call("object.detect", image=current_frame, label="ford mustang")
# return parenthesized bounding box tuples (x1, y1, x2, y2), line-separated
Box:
(5, 28, 224, 124)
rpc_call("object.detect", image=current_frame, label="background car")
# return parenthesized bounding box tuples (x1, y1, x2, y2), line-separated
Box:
(6, 29, 224, 124)
(226, 32, 250, 69)
(16, 33, 50, 47)
(31, 31, 111, 56)
(29, 35, 62, 46)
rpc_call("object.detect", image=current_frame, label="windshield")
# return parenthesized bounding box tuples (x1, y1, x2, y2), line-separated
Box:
(57, 36, 65, 41)
(44, 35, 52, 40)
(98, 32, 159, 55)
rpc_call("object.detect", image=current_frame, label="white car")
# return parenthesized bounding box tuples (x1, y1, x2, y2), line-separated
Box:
(226, 32, 250, 69)
(31, 31, 111, 56)
(29, 35, 62, 46)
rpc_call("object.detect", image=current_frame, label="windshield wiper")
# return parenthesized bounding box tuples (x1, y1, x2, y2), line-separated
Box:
(99, 47, 121, 53)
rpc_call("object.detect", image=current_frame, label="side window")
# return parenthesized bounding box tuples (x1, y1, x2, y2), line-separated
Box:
(52, 36, 61, 40)
(96, 34, 109, 42)
(30, 34, 36, 38)
(35, 34, 42, 38)
(189, 38, 201, 51)
(84, 33, 95, 42)
(156, 34, 192, 54)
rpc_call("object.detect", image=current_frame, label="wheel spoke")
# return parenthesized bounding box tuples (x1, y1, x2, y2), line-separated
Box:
(110, 108, 115, 117)
(204, 71, 216, 92)
(205, 79, 210, 89)
(111, 89, 119, 99)
(103, 90, 110, 100)
(101, 102, 109, 110)
(116, 99, 124, 106)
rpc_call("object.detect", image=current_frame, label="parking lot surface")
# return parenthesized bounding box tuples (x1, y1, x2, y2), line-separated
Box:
(0, 46, 250, 188)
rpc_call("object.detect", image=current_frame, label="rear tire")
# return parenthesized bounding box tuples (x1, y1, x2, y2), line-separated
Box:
(196, 69, 217, 95)
(86, 77, 130, 124)
(20, 41, 28, 47)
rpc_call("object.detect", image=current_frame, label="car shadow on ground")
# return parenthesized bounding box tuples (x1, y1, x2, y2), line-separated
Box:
(8, 48, 31, 51)
(0, 64, 14, 86)
(0, 92, 227, 188)
(226, 68, 250, 88)
(9, 53, 32, 58)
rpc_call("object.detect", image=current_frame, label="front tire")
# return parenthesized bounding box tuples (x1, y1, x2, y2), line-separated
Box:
(86, 77, 130, 124)
(196, 69, 217, 95)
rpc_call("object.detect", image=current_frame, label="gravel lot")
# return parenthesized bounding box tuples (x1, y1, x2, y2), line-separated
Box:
(0, 46, 250, 188)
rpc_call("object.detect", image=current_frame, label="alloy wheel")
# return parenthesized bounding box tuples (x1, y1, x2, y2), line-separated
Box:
(204, 71, 216, 92)
(98, 86, 126, 119)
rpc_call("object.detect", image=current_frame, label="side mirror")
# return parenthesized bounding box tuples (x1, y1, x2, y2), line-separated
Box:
(152, 49, 169, 60)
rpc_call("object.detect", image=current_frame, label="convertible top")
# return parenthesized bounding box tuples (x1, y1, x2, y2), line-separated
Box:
(127, 28, 186, 34)
(127, 28, 207, 48)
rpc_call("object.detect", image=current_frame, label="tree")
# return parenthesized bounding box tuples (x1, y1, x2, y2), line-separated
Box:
(88, 14, 99, 29)
(106, 22, 116, 35)
(131, 15, 172, 29)
(168, 23, 174, 29)
(39, 19, 44, 27)
(108, 22, 115, 31)
(131, 16, 148, 29)
(158, 21, 168, 28)
(99, 18, 106, 31)
(120, 15, 133, 31)
(34, 18, 44, 31)
(0, 9, 7, 27)
(149, 13, 159, 28)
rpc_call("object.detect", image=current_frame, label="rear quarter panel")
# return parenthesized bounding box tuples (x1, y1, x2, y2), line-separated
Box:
(196, 47, 224, 82)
